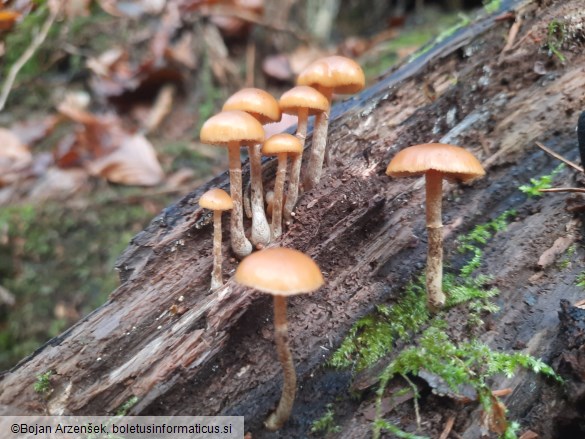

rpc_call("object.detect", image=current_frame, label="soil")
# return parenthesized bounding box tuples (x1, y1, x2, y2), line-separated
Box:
(1, 0, 585, 438)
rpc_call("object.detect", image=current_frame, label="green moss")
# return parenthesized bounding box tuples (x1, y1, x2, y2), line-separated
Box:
(0, 200, 156, 369)
(557, 244, 577, 270)
(115, 396, 139, 416)
(546, 20, 567, 62)
(576, 271, 585, 288)
(33, 370, 53, 395)
(310, 403, 341, 435)
(483, 0, 502, 14)
(519, 164, 564, 197)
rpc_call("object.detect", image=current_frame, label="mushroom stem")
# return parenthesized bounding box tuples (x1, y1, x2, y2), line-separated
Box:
(228, 142, 253, 258)
(210, 210, 223, 290)
(265, 295, 296, 431)
(249, 144, 271, 247)
(302, 87, 332, 191)
(284, 108, 308, 222)
(425, 170, 446, 310)
(271, 152, 288, 239)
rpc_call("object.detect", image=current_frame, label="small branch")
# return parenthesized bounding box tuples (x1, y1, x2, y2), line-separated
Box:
(439, 416, 456, 439)
(535, 141, 584, 173)
(539, 187, 585, 193)
(0, 6, 60, 112)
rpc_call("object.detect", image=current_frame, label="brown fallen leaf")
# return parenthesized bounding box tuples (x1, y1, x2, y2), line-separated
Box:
(86, 134, 164, 186)
(0, 10, 20, 32)
(0, 128, 32, 186)
(519, 430, 539, 439)
(481, 395, 508, 435)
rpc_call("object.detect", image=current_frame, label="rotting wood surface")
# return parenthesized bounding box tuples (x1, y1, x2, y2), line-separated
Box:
(1, 0, 585, 437)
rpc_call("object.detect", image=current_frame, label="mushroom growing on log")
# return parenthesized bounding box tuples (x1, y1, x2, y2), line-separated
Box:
(223, 88, 282, 248)
(235, 247, 324, 430)
(386, 143, 485, 310)
(200, 110, 264, 258)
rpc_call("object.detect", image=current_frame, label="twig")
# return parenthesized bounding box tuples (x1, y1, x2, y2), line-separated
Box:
(539, 187, 585, 193)
(0, 6, 60, 112)
(439, 416, 456, 439)
(535, 141, 584, 173)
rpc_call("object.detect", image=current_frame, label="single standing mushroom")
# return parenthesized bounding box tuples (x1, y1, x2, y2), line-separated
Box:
(234, 247, 324, 430)
(386, 143, 485, 310)
(278, 86, 329, 221)
(261, 133, 303, 239)
(198, 188, 233, 290)
(200, 110, 264, 258)
(297, 55, 365, 190)
(223, 88, 282, 248)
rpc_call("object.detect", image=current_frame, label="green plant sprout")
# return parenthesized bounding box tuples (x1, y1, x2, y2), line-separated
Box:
(483, 0, 502, 14)
(576, 271, 585, 288)
(519, 164, 564, 197)
(546, 20, 567, 62)
(33, 370, 53, 395)
(310, 403, 341, 435)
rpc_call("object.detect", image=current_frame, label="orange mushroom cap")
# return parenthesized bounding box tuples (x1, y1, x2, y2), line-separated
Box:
(222, 88, 282, 124)
(235, 247, 324, 295)
(200, 110, 265, 146)
(199, 188, 233, 211)
(297, 56, 365, 95)
(261, 133, 303, 156)
(386, 143, 485, 183)
(279, 86, 329, 116)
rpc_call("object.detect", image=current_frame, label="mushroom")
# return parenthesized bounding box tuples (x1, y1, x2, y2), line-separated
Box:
(200, 110, 264, 258)
(386, 143, 485, 310)
(261, 133, 303, 239)
(297, 56, 365, 190)
(223, 88, 282, 248)
(278, 86, 329, 222)
(234, 247, 324, 430)
(198, 188, 233, 290)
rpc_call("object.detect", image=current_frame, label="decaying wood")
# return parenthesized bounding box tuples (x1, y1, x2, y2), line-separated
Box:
(1, 0, 585, 437)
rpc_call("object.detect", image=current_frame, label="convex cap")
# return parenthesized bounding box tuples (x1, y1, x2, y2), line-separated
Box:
(279, 86, 329, 115)
(235, 247, 324, 295)
(200, 110, 265, 146)
(386, 143, 485, 183)
(297, 56, 365, 94)
(223, 88, 282, 124)
(262, 133, 303, 156)
(199, 188, 233, 211)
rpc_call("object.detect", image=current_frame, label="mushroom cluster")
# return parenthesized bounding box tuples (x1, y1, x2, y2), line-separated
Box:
(194, 53, 486, 431)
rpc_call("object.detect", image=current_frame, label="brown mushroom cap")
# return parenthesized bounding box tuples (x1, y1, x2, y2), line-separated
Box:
(297, 56, 365, 95)
(261, 133, 303, 156)
(235, 247, 324, 295)
(279, 86, 329, 116)
(222, 88, 282, 124)
(386, 143, 486, 183)
(200, 110, 265, 146)
(199, 188, 233, 211)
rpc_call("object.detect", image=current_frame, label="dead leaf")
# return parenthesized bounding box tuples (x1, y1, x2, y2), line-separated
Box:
(165, 32, 197, 69)
(0, 10, 20, 31)
(262, 54, 293, 81)
(481, 396, 508, 435)
(86, 134, 164, 186)
(0, 285, 15, 307)
(0, 128, 32, 186)
(63, 0, 91, 19)
(28, 167, 89, 201)
(519, 430, 539, 439)
(537, 235, 575, 268)
(10, 115, 59, 146)
(142, 84, 175, 134)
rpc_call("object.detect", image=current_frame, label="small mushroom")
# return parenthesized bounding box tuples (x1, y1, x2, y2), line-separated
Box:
(234, 247, 324, 430)
(297, 56, 365, 190)
(198, 188, 233, 290)
(278, 86, 329, 221)
(386, 143, 485, 310)
(200, 110, 264, 258)
(261, 134, 303, 239)
(223, 88, 282, 248)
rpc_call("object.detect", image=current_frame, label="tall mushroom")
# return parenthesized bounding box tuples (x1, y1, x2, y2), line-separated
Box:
(223, 88, 282, 248)
(234, 247, 324, 430)
(261, 133, 303, 239)
(386, 143, 485, 310)
(297, 55, 365, 191)
(198, 188, 233, 290)
(278, 86, 329, 221)
(200, 110, 264, 259)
